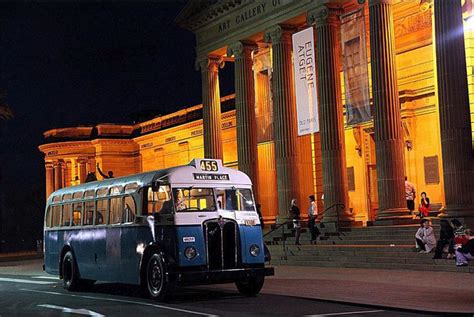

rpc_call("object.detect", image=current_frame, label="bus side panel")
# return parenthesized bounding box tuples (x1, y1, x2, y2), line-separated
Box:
(176, 226, 206, 267)
(156, 225, 178, 264)
(44, 230, 60, 275)
(120, 225, 139, 284)
(106, 226, 122, 282)
(239, 225, 265, 264)
(69, 228, 95, 280)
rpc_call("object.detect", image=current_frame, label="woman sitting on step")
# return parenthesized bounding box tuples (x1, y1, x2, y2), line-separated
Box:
(415, 219, 436, 253)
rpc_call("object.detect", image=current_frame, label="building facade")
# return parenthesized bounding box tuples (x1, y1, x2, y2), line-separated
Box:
(39, 0, 474, 226)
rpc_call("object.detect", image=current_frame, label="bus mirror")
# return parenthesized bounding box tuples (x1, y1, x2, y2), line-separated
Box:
(151, 181, 159, 192)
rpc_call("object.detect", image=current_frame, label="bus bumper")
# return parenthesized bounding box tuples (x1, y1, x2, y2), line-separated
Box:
(169, 267, 274, 285)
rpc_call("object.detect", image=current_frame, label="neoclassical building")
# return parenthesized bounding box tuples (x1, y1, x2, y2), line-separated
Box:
(39, 0, 474, 226)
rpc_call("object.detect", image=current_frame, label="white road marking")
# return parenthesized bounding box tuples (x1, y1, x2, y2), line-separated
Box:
(0, 277, 55, 285)
(31, 276, 59, 280)
(306, 310, 385, 316)
(38, 304, 104, 316)
(21, 289, 218, 316)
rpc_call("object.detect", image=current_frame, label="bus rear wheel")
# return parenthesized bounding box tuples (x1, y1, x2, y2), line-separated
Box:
(62, 251, 95, 291)
(235, 275, 264, 297)
(145, 253, 171, 301)
(62, 251, 80, 291)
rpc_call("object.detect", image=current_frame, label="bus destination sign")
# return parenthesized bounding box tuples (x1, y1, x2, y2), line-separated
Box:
(193, 173, 229, 181)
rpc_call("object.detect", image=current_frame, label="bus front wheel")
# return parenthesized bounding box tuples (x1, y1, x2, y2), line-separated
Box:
(145, 253, 171, 301)
(235, 275, 265, 297)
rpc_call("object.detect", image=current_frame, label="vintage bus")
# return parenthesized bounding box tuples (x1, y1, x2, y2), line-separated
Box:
(43, 159, 273, 300)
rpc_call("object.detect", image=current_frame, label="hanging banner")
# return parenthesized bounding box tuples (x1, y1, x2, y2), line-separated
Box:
(341, 10, 371, 126)
(292, 27, 319, 136)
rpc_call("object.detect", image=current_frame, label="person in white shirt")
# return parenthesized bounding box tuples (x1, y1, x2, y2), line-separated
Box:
(415, 219, 436, 253)
(405, 176, 416, 215)
(308, 195, 320, 244)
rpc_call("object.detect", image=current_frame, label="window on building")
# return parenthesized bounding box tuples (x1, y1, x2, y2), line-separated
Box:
(62, 204, 72, 227)
(109, 197, 122, 224)
(123, 196, 136, 223)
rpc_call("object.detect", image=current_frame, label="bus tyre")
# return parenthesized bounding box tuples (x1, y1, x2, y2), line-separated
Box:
(62, 251, 80, 291)
(145, 253, 170, 301)
(235, 275, 265, 297)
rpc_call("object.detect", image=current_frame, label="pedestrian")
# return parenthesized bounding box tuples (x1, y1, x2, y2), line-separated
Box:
(97, 163, 114, 179)
(418, 191, 430, 218)
(456, 238, 474, 266)
(308, 195, 320, 244)
(432, 219, 454, 259)
(415, 219, 436, 253)
(451, 219, 470, 252)
(405, 176, 416, 216)
(289, 199, 301, 245)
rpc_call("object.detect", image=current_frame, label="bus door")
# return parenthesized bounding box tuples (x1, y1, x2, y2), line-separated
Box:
(147, 185, 176, 262)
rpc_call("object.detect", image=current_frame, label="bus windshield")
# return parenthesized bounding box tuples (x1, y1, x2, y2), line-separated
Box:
(215, 188, 255, 211)
(173, 188, 216, 212)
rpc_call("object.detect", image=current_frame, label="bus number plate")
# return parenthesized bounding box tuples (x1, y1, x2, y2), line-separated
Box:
(244, 219, 256, 226)
(200, 160, 219, 172)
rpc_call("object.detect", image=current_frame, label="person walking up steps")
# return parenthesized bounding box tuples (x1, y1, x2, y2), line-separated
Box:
(290, 199, 301, 245)
(308, 195, 320, 244)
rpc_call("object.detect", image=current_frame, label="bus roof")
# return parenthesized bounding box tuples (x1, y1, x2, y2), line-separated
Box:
(47, 159, 251, 203)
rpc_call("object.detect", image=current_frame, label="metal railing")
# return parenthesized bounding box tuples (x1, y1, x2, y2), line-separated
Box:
(263, 203, 346, 258)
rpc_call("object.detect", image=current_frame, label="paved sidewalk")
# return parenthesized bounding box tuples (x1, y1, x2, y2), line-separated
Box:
(261, 265, 474, 314)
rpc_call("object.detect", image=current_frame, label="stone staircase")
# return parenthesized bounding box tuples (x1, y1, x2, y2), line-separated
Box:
(264, 224, 474, 273)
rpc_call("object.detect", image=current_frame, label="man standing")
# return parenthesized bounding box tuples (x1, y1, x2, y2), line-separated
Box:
(308, 195, 320, 244)
(405, 176, 416, 215)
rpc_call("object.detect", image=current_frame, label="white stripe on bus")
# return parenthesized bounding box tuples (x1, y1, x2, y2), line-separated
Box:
(21, 289, 218, 317)
(31, 275, 60, 280)
(0, 277, 56, 285)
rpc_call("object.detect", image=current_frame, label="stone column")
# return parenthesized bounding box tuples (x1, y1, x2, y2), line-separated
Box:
(264, 25, 299, 217)
(310, 6, 352, 223)
(45, 162, 54, 199)
(196, 55, 224, 160)
(369, 0, 408, 219)
(227, 41, 259, 199)
(434, 0, 474, 218)
(78, 158, 87, 184)
(53, 161, 62, 191)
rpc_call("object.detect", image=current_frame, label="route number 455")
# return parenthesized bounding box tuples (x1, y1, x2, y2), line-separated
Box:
(200, 160, 218, 172)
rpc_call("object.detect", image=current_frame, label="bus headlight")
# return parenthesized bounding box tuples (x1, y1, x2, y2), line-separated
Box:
(184, 247, 197, 259)
(250, 244, 260, 257)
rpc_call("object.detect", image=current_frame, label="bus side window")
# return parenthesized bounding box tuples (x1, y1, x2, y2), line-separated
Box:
(62, 204, 72, 227)
(45, 206, 52, 228)
(123, 196, 136, 223)
(52, 205, 61, 227)
(96, 199, 108, 225)
(72, 203, 82, 226)
(109, 197, 122, 224)
(147, 186, 172, 215)
(83, 200, 94, 226)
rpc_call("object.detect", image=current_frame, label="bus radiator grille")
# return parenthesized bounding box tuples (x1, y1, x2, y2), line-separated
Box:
(204, 219, 240, 270)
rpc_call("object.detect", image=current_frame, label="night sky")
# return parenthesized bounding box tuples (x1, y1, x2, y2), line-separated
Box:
(0, 1, 234, 243)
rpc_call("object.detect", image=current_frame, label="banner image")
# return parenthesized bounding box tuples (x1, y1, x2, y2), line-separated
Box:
(292, 27, 319, 136)
(341, 10, 371, 126)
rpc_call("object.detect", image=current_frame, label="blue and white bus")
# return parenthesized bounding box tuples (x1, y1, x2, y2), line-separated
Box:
(43, 159, 273, 300)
